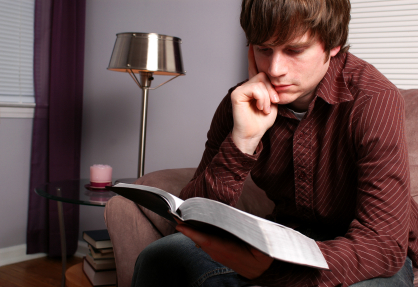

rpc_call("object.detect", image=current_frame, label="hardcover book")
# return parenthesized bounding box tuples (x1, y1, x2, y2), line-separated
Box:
(108, 182, 329, 270)
(83, 257, 116, 286)
(83, 229, 113, 249)
(89, 245, 115, 259)
(85, 253, 116, 270)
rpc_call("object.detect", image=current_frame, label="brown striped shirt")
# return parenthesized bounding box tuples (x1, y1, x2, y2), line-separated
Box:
(179, 52, 418, 286)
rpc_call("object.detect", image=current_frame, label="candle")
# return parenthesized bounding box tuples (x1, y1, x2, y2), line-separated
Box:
(90, 164, 112, 189)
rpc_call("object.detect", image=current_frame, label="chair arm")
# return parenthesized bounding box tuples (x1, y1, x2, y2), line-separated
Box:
(104, 196, 163, 287)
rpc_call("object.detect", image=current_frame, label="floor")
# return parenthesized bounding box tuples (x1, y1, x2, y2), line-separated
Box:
(0, 256, 82, 287)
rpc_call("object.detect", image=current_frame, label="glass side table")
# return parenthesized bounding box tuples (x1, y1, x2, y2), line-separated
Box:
(35, 179, 132, 287)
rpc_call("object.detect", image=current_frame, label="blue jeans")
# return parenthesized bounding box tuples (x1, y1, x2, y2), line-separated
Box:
(131, 233, 414, 287)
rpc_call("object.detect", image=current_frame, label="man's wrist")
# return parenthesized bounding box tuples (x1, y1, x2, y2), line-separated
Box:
(231, 131, 262, 155)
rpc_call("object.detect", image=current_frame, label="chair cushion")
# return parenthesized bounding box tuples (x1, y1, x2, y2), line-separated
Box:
(401, 89, 418, 201)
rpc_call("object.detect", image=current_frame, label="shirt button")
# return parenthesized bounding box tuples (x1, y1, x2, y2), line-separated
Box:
(299, 172, 306, 180)
(234, 175, 241, 181)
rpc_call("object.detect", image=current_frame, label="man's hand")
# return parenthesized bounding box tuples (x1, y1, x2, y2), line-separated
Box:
(176, 222, 274, 279)
(231, 44, 279, 154)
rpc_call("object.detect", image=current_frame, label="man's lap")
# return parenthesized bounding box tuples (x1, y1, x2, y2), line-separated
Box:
(131, 233, 414, 287)
(131, 232, 247, 287)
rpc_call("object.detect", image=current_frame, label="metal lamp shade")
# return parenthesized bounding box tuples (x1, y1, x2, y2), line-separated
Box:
(107, 32, 185, 76)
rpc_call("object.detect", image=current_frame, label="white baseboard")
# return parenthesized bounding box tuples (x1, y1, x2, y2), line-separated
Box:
(75, 240, 89, 258)
(0, 241, 89, 267)
(0, 244, 46, 267)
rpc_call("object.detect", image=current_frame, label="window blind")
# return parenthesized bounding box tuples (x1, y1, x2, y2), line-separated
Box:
(348, 0, 418, 89)
(0, 0, 35, 105)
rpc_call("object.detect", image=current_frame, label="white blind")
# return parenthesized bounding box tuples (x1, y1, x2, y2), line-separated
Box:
(348, 0, 418, 89)
(0, 0, 35, 105)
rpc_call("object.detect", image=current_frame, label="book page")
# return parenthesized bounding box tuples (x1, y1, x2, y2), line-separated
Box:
(179, 198, 329, 270)
(110, 183, 184, 222)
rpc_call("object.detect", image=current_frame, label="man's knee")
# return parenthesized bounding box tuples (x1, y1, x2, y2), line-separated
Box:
(132, 233, 195, 286)
(136, 233, 193, 268)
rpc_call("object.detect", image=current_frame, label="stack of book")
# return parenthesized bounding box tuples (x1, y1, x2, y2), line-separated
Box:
(82, 229, 116, 286)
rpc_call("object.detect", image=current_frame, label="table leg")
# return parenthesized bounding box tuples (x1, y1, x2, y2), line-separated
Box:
(57, 188, 67, 287)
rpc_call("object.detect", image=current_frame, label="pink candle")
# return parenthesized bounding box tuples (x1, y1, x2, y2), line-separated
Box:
(90, 164, 112, 188)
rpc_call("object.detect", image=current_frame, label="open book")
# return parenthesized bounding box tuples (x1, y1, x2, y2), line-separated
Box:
(108, 182, 329, 270)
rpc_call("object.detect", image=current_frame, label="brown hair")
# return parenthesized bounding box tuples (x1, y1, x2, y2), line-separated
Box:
(240, 0, 351, 56)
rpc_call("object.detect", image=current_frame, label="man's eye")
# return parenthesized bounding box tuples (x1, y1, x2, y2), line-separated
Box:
(287, 49, 303, 54)
(256, 47, 272, 54)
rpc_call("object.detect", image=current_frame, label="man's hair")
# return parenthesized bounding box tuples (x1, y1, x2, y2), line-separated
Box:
(240, 0, 351, 56)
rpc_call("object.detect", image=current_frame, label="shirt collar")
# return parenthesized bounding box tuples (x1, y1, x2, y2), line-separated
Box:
(315, 52, 353, 105)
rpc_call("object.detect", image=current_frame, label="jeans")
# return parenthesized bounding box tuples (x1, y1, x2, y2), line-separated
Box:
(349, 255, 414, 287)
(131, 233, 247, 287)
(131, 233, 414, 287)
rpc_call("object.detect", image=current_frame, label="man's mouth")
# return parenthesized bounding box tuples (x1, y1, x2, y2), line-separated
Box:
(273, 84, 293, 91)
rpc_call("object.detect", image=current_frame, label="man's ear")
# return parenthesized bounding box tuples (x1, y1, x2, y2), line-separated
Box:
(330, 46, 341, 57)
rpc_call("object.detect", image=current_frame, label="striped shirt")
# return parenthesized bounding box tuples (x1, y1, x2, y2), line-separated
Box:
(179, 52, 418, 286)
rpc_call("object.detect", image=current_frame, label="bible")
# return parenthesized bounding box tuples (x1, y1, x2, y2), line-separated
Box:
(108, 182, 329, 270)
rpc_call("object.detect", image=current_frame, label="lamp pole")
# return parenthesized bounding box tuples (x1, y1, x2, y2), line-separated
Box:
(138, 72, 153, 178)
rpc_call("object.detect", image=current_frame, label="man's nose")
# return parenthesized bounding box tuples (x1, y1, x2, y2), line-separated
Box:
(268, 52, 288, 78)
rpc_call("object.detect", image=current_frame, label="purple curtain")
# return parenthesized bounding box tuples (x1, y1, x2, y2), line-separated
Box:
(27, 0, 86, 257)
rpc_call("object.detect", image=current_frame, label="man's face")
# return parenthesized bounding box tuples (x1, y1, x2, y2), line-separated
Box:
(253, 32, 340, 112)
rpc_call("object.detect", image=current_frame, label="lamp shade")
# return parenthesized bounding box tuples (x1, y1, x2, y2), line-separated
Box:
(107, 32, 185, 76)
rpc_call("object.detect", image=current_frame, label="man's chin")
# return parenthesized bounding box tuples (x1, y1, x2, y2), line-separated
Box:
(276, 93, 300, 105)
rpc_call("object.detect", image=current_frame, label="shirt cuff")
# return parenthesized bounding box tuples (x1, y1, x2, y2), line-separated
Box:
(208, 132, 262, 189)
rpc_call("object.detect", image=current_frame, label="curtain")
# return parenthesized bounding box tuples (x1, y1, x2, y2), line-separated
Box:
(26, 0, 86, 257)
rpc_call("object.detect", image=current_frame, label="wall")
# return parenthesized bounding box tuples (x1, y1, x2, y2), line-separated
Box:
(79, 0, 248, 236)
(0, 118, 33, 248)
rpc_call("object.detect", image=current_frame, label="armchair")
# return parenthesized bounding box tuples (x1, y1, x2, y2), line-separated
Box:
(104, 89, 418, 287)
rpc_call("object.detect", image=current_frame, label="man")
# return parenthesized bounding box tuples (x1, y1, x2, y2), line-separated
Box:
(131, 0, 418, 286)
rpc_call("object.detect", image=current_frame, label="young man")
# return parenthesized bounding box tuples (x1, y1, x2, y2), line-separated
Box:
(131, 0, 418, 286)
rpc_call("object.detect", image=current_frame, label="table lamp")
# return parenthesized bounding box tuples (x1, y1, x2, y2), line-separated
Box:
(108, 32, 185, 178)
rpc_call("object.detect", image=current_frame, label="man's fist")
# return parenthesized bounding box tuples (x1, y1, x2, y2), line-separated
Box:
(231, 45, 279, 154)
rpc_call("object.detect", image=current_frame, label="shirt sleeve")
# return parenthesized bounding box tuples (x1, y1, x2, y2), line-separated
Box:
(249, 89, 411, 286)
(179, 84, 262, 206)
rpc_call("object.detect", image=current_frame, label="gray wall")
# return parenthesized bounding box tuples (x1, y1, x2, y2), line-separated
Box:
(79, 0, 248, 237)
(0, 0, 248, 249)
(0, 118, 33, 248)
